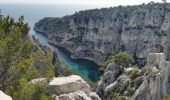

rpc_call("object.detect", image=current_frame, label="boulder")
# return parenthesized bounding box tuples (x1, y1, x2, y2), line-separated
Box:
(0, 90, 12, 100)
(46, 75, 90, 95)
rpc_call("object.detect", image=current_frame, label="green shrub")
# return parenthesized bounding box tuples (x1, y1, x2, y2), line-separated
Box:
(114, 96, 126, 100)
(84, 78, 97, 91)
(116, 81, 129, 95)
(98, 64, 107, 74)
(99, 52, 133, 75)
(126, 87, 135, 96)
(61, 63, 77, 76)
(111, 52, 133, 67)
(128, 68, 143, 79)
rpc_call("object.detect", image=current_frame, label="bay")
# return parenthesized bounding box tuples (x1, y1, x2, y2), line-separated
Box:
(0, 4, 101, 81)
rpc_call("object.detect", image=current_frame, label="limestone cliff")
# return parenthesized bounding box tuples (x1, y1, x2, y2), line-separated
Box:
(34, 3, 170, 66)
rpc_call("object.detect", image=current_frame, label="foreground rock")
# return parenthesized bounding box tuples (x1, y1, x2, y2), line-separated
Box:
(46, 75, 90, 95)
(0, 90, 12, 100)
(46, 75, 101, 100)
(96, 53, 170, 100)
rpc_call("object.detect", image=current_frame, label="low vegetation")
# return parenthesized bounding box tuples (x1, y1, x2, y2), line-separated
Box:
(99, 52, 133, 74)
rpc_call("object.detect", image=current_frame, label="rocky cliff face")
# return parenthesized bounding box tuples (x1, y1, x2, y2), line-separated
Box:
(96, 53, 170, 100)
(34, 3, 170, 65)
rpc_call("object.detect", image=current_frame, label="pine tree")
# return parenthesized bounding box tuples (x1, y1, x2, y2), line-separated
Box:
(0, 15, 55, 100)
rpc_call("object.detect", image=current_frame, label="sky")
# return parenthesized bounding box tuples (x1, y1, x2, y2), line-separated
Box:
(0, 0, 170, 6)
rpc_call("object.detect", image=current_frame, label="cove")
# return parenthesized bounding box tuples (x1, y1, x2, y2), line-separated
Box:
(30, 29, 100, 82)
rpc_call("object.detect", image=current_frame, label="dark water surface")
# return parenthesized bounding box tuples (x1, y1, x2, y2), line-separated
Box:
(0, 4, 100, 81)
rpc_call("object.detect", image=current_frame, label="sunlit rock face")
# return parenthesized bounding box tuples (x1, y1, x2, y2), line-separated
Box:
(35, 3, 170, 66)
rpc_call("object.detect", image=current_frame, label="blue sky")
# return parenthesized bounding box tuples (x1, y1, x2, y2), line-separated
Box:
(0, 0, 169, 6)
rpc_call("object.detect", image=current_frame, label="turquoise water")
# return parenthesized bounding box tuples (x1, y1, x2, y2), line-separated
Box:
(32, 30, 100, 81)
(57, 46, 100, 81)
(0, 4, 100, 81)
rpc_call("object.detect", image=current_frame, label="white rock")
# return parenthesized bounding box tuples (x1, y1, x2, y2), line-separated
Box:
(46, 75, 90, 95)
(0, 90, 12, 100)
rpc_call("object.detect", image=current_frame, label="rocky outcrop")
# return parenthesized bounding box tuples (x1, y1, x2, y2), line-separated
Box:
(0, 90, 12, 100)
(96, 63, 137, 100)
(46, 75, 101, 100)
(96, 53, 170, 100)
(96, 63, 124, 98)
(34, 3, 170, 66)
(131, 53, 170, 100)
